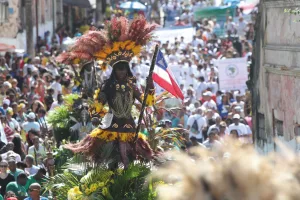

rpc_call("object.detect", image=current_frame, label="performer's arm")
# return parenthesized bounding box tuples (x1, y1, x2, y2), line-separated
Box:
(133, 77, 155, 106)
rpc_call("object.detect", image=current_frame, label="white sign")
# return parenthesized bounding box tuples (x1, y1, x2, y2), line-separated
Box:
(154, 27, 195, 44)
(215, 58, 248, 91)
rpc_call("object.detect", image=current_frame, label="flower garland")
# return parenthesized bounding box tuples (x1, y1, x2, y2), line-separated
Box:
(90, 129, 147, 142)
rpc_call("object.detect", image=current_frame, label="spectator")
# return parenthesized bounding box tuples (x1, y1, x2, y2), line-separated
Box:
(24, 155, 39, 176)
(6, 172, 28, 199)
(187, 108, 207, 143)
(28, 137, 46, 166)
(25, 168, 47, 192)
(25, 183, 48, 200)
(50, 75, 62, 101)
(0, 160, 15, 196)
(1, 142, 22, 162)
(8, 157, 24, 181)
(228, 114, 247, 136)
(22, 113, 40, 134)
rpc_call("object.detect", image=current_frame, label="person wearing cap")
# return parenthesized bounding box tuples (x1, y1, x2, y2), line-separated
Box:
(201, 91, 217, 110)
(228, 114, 247, 136)
(22, 113, 40, 134)
(1, 99, 11, 115)
(15, 104, 27, 126)
(24, 183, 48, 200)
(8, 157, 24, 181)
(6, 172, 28, 199)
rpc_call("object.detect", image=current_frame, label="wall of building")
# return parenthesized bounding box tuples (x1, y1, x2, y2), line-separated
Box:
(0, 0, 20, 38)
(254, 0, 300, 154)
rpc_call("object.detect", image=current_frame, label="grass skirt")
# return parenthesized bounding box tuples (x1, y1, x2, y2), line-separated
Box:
(65, 128, 153, 164)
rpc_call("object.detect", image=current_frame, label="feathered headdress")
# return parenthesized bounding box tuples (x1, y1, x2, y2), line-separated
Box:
(57, 15, 157, 67)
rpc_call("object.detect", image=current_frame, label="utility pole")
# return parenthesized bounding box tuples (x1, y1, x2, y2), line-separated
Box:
(96, 0, 102, 26)
(25, 0, 34, 57)
(36, 0, 39, 47)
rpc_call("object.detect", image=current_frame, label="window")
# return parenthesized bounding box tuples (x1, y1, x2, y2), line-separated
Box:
(258, 113, 266, 139)
(0, 1, 9, 23)
(275, 120, 283, 137)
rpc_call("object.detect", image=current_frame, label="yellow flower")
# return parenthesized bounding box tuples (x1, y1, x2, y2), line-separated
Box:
(98, 182, 105, 187)
(102, 187, 109, 196)
(132, 45, 141, 55)
(125, 41, 135, 50)
(94, 51, 108, 59)
(103, 46, 113, 54)
(85, 188, 91, 195)
(120, 40, 131, 49)
(112, 42, 121, 52)
(73, 58, 80, 64)
(93, 89, 101, 100)
(110, 180, 115, 184)
(90, 183, 97, 192)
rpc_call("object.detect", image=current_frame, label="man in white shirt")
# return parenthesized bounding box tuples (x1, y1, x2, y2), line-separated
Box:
(50, 75, 62, 101)
(207, 116, 229, 136)
(187, 108, 207, 143)
(228, 114, 248, 136)
(28, 136, 46, 166)
(25, 155, 40, 175)
(202, 129, 222, 150)
(196, 76, 207, 100)
(202, 91, 217, 110)
(236, 16, 248, 37)
(22, 112, 40, 133)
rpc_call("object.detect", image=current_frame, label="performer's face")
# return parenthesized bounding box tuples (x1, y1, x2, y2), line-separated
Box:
(115, 65, 127, 81)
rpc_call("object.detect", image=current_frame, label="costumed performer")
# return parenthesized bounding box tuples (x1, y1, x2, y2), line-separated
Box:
(56, 15, 157, 169)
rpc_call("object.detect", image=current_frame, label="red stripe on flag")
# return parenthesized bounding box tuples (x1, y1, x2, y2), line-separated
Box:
(152, 73, 184, 100)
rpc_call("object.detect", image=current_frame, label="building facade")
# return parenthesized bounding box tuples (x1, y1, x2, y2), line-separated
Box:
(251, 0, 300, 153)
(0, 0, 91, 50)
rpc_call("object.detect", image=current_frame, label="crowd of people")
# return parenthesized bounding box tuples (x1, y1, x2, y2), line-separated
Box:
(0, 1, 256, 199)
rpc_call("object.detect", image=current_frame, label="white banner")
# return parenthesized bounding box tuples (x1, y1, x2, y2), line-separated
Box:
(154, 27, 195, 44)
(215, 58, 248, 91)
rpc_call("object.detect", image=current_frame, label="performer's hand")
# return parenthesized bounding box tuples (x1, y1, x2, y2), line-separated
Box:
(146, 76, 154, 89)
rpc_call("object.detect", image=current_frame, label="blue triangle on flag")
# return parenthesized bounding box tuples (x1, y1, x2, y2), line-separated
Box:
(156, 50, 168, 70)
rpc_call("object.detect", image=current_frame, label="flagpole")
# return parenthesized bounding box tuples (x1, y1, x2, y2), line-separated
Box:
(134, 44, 159, 143)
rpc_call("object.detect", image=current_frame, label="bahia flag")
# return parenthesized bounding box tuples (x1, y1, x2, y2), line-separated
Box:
(152, 50, 184, 100)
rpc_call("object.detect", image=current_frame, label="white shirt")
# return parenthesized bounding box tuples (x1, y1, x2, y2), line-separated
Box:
(50, 101, 63, 111)
(202, 140, 222, 150)
(202, 100, 217, 110)
(8, 118, 20, 132)
(236, 21, 247, 36)
(206, 82, 218, 94)
(207, 124, 230, 136)
(23, 64, 37, 77)
(28, 144, 47, 165)
(50, 81, 62, 101)
(1, 151, 21, 162)
(196, 82, 207, 99)
(229, 123, 248, 136)
(22, 121, 41, 133)
(0, 123, 7, 144)
(25, 165, 40, 175)
(187, 114, 207, 139)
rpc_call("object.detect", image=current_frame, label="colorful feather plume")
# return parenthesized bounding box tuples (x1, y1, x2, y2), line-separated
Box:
(56, 15, 157, 66)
